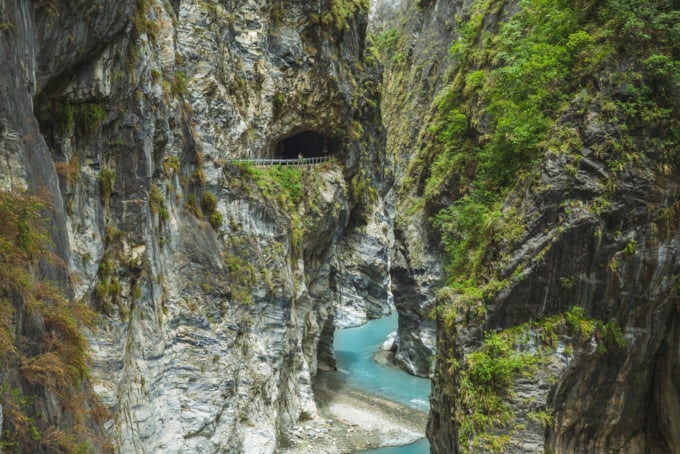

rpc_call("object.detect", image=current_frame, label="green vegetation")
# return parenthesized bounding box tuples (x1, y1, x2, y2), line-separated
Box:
(372, 27, 400, 55)
(95, 253, 121, 315)
(221, 160, 338, 305)
(370, 26, 407, 66)
(231, 162, 339, 252)
(458, 330, 537, 452)
(202, 192, 222, 230)
(209, 212, 223, 231)
(81, 103, 106, 134)
(185, 193, 203, 220)
(256, 164, 304, 249)
(58, 101, 76, 132)
(0, 14, 14, 30)
(349, 168, 378, 210)
(348, 120, 364, 140)
(657, 197, 680, 238)
(202, 191, 218, 213)
(228, 76, 247, 96)
(268, 165, 303, 205)
(313, 0, 369, 33)
(150, 68, 161, 84)
(99, 168, 115, 204)
(51, 101, 106, 135)
(411, 3, 678, 448)
(412, 0, 680, 306)
(162, 156, 181, 176)
(232, 161, 258, 177)
(456, 306, 625, 452)
(273, 92, 287, 116)
(133, 0, 159, 43)
(424, 0, 595, 216)
(191, 166, 206, 187)
(224, 254, 257, 305)
(235, 164, 303, 209)
(0, 191, 108, 452)
(270, 3, 285, 24)
(172, 71, 189, 96)
(149, 184, 168, 223)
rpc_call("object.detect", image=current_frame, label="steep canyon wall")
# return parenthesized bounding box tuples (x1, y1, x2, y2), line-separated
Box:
(0, 0, 393, 452)
(3, 0, 680, 452)
(375, 0, 680, 453)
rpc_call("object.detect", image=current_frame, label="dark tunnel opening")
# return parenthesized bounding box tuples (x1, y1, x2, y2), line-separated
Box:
(275, 131, 333, 159)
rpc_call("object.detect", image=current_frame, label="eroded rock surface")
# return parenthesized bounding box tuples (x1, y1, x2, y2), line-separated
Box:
(368, 0, 460, 378)
(375, 0, 680, 452)
(1, 0, 392, 452)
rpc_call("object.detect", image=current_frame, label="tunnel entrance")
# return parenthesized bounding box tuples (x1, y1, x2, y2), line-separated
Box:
(275, 131, 331, 159)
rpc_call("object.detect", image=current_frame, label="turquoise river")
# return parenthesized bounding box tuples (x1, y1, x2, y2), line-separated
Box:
(332, 312, 431, 454)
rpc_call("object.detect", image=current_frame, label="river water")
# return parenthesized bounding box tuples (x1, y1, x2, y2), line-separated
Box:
(332, 312, 431, 454)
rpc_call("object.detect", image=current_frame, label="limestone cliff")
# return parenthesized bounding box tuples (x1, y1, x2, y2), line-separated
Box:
(0, 0, 391, 452)
(375, 0, 680, 453)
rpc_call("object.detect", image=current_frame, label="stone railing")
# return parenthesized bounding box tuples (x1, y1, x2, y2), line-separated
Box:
(227, 155, 334, 167)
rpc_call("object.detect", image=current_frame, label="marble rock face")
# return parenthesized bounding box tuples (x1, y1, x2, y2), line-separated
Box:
(0, 0, 391, 452)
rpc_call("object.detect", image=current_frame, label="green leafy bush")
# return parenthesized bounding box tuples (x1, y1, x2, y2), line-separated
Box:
(99, 168, 115, 204)
(202, 191, 218, 213)
(209, 211, 223, 230)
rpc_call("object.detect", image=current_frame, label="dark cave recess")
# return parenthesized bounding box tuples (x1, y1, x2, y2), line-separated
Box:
(274, 130, 335, 159)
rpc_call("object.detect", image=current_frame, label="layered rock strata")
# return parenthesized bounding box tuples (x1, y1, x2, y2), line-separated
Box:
(1, 0, 392, 452)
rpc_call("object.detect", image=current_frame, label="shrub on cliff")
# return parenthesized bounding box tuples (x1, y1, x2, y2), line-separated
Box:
(0, 191, 109, 452)
(417, 0, 680, 299)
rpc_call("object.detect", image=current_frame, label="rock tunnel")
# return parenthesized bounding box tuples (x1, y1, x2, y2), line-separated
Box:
(275, 131, 333, 159)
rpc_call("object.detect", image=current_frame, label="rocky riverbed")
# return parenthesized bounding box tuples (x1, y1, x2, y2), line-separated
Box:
(279, 372, 427, 454)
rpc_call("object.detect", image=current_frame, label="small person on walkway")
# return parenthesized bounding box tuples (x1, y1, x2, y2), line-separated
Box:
(298, 153, 304, 164)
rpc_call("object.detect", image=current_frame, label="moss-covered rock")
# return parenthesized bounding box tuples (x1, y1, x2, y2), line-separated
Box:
(378, 0, 680, 452)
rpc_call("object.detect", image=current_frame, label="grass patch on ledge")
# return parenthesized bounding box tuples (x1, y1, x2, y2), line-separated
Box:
(234, 163, 303, 210)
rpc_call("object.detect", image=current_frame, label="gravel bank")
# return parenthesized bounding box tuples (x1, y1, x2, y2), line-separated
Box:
(279, 372, 428, 453)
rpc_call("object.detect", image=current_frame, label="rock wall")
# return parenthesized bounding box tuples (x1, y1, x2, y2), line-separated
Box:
(368, 0, 461, 378)
(374, 0, 680, 452)
(8, 0, 679, 452)
(1, 0, 392, 452)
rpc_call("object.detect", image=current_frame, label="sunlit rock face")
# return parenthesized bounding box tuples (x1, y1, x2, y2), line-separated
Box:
(1, 0, 389, 452)
(334, 198, 395, 328)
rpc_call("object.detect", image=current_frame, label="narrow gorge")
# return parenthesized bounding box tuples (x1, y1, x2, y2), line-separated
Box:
(1, 0, 679, 453)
